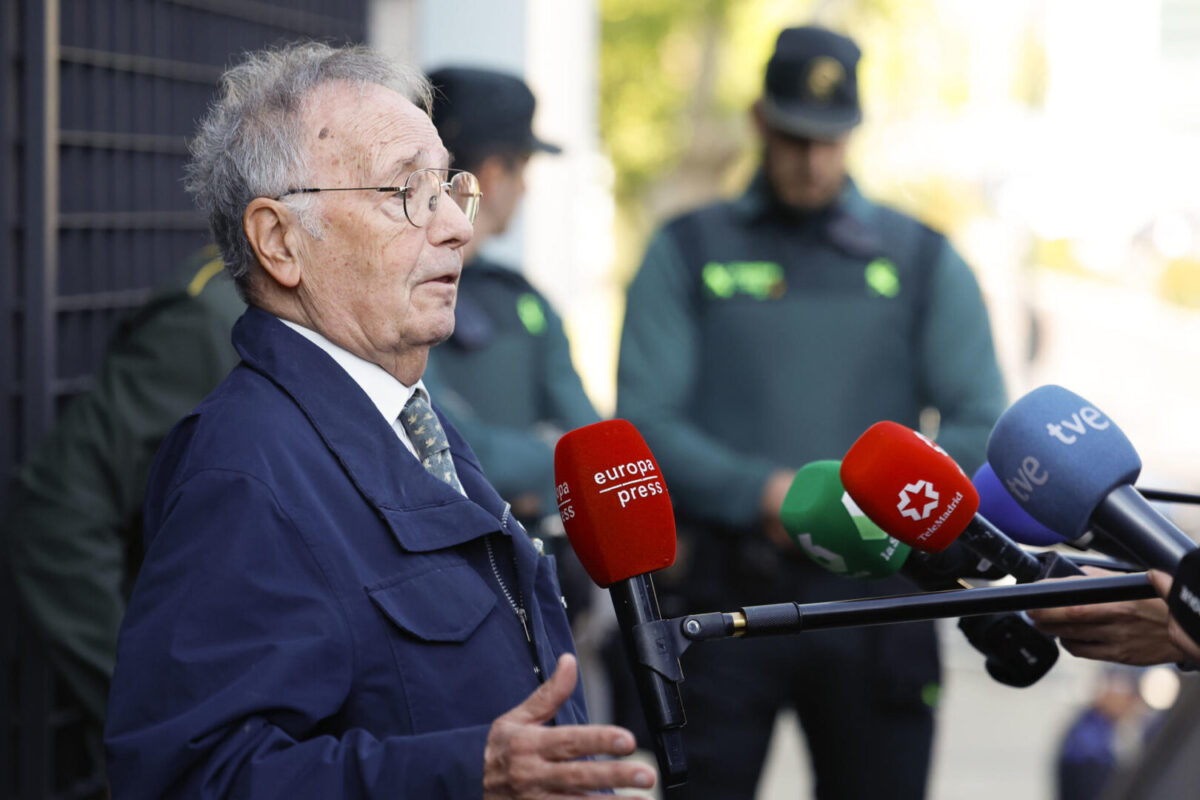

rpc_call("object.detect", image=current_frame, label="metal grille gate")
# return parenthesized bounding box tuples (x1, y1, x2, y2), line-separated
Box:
(1, 2, 366, 796)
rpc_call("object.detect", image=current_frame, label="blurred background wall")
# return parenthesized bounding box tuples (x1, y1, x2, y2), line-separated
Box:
(4, 0, 1200, 798)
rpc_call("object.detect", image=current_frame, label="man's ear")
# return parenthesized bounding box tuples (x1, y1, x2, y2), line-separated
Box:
(244, 198, 303, 289)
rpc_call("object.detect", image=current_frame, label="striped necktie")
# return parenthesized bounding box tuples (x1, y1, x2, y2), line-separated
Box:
(399, 393, 465, 495)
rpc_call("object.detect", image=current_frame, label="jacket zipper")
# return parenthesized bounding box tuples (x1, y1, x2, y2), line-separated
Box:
(487, 504, 543, 681)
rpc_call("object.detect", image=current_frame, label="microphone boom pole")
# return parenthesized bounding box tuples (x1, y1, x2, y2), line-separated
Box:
(632, 573, 1156, 665)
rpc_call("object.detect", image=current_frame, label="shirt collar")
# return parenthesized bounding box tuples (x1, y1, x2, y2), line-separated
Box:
(278, 317, 426, 427)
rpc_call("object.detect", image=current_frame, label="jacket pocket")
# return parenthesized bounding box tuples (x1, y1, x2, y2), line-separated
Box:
(368, 563, 495, 642)
(366, 562, 540, 732)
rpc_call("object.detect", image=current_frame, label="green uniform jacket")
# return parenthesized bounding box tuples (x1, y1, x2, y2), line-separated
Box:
(618, 174, 1007, 533)
(2, 248, 244, 723)
(425, 257, 600, 507)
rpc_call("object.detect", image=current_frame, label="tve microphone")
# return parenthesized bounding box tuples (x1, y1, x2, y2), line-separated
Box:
(553, 419, 686, 788)
(841, 422, 1058, 583)
(986, 385, 1196, 571)
(780, 461, 1058, 686)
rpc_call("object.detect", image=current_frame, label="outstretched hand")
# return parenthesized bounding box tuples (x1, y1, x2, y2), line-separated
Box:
(483, 653, 657, 798)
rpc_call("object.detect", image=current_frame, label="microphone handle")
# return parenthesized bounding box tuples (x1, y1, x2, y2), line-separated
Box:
(1139, 487, 1200, 505)
(1092, 485, 1196, 571)
(610, 574, 688, 788)
(960, 515, 1045, 583)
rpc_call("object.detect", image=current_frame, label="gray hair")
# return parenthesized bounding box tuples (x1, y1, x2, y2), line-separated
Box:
(185, 42, 432, 298)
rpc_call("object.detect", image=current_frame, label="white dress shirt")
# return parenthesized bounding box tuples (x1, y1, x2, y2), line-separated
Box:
(278, 318, 428, 459)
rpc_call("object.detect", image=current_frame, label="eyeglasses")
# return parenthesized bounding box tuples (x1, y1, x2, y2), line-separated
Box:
(276, 168, 481, 227)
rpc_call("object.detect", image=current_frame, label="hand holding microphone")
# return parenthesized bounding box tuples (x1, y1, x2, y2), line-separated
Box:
(1152, 559, 1200, 664)
(987, 385, 1200, 665)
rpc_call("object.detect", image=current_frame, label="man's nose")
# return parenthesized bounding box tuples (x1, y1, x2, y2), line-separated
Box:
(428, 192, 474, 249)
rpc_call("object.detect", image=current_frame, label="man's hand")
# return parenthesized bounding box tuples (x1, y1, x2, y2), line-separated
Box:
(1028, 567, 1188, 665)
(483, 653, 656, 798)
(761, 469, 798, 551)
(1149, 569, 1200, 664)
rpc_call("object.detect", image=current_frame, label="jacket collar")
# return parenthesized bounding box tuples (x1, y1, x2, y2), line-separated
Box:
(232, 307, 514, 553)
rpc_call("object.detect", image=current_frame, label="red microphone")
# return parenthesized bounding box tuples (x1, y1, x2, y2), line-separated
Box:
(554, 419, 687, 788)
(840, 422, 978, 552)
(841, 422, 1048, 582)
(554, 419, 675, 586)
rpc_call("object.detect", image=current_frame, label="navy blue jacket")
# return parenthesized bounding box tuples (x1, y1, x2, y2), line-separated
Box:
(105, 307, 586, 798)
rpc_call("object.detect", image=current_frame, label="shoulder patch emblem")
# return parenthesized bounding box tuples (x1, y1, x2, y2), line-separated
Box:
(864, 258, 900, 298)
(516, 292, 547, 335)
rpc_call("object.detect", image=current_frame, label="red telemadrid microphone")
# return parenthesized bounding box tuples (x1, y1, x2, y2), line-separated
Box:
(554, 419, 686, 788)
(841, 422, 1052, 583)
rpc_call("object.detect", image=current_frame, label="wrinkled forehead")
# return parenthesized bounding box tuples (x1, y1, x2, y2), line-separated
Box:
(300, 80, 449, 185)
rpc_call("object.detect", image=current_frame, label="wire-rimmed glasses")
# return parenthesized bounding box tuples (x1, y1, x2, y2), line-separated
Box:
(276, 168, 481, 227)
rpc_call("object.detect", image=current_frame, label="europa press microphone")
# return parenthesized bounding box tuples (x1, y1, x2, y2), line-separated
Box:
(780, 461, 1059, 687)
(553, 419, 687, 788)
(840, 422, 1083, 584)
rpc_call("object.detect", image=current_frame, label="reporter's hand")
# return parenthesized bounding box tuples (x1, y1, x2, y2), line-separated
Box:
(1028, 567, 1188, 665)
(761, 469, 798, 551)
(1149, 569, 1200, 664)
(483, 653, 656, 798)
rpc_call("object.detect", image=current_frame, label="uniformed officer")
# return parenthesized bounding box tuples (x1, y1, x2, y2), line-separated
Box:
(617, 26, 1007, 798)
(2, 245, 243, 766)
(425, 67, 600, 542)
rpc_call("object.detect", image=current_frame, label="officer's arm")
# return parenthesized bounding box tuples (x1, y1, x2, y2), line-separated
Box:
(539, 299, 602, 432)
(917, 241, 1007, 474)
(617, 231, 780, 529)
(1, 291, 239, 723)
(105, 467, 492, 799)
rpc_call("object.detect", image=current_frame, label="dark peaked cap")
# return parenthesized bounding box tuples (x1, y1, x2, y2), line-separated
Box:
(429, 66, 561, 166)
(761, 26, 862, 140)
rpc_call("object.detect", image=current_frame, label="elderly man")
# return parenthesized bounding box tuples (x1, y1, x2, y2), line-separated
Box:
(103, 43, 655, 798)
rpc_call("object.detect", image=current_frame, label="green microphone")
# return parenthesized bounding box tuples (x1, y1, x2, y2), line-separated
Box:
(780, 460, 911, 579)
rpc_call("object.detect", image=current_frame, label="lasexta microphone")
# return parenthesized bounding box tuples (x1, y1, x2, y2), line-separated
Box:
(986, 385, 1196, 571)
(554, 420, 686, 787)
(780, 461, 1058, 686)
(780, 460, 912, 580)
(840, 422, 1053, 583)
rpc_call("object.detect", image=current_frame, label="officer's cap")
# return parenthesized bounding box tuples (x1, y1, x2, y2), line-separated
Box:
(429, 66, 561, 168)
(761, 26, 862, 140)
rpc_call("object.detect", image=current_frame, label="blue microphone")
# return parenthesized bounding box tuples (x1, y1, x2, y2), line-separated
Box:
(986, 385, 1195, 571)
(973, 462, 1064, 547)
